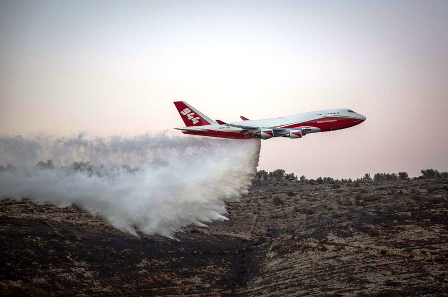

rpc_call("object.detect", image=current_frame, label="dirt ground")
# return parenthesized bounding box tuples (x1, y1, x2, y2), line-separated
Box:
(1, 178, 448, 296)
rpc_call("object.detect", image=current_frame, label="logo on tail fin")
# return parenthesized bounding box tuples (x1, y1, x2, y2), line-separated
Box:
(180, 108, 200, 124)
(174, 101, 217, 127)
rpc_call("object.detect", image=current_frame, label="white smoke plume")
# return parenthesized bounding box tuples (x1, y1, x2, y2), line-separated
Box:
(0, 133, 261, 238)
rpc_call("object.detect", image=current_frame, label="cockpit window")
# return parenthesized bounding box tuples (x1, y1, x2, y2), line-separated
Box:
(348, 109, 355, 113)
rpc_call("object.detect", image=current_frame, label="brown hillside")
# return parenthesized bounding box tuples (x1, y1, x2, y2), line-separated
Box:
(1, 178, 448, 296)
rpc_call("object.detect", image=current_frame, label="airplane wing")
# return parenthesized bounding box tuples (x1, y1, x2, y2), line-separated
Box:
(228, 124, 314, 136)
(227, 123, 259, 130)
(227, 124, 289, 136)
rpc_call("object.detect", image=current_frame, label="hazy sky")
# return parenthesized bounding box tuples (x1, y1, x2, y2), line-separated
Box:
(1, 0, 447, 179)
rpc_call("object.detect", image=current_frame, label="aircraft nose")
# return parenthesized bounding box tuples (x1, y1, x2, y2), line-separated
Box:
(359, 114, 366, 121)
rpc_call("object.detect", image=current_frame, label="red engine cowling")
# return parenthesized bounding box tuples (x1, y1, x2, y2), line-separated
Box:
(289, 129, 302, 139)
(260, 129, 273, 139)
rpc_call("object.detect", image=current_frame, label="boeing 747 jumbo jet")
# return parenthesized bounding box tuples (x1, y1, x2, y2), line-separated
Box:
(174, 101, 366, 139)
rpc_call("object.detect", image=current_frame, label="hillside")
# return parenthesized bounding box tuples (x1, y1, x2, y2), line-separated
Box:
(1, 178, 448, 296)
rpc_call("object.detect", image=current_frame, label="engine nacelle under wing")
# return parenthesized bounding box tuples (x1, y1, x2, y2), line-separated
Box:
(260, 129, 273, 139)
(289, 129, 303, 139)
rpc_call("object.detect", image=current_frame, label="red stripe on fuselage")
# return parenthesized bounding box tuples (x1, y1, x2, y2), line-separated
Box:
(181, 130, 257, 139)
(282, 116, 363, 131)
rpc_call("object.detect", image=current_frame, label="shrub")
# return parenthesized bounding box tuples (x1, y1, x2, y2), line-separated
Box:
(429, 197, 441, 204)
(36, 159, 54, 169)
(355, 200, 366, 206)
(421, 169, 440, 179)
(427, 186, 436, 193)
(332, 184, 342, 189)
(316, 177, 323, 184)
(386, 173, 398, 181)
(273, 197, 282, 206)
(398, 172, 409, 180)
(300, 175, 307, 182)
(256, 169, 269, 180)
(410, 188, 420, 195)
(297, 208, 313, 215)
(410, 188, 421, 201)
(339, 198, 353, 206)
(287, 191, 296, 197)
(285, 173, 297, 181)
(323, 177, 334, 184)
(353, 181, 360, 187)
(441, 172, 448, 178)
(364, 194, 379, 202)
(374, 173, 384, 182)
(363, 173, 372, 182)
(270, 169, 286, 181)
(368, 228, 379, 237)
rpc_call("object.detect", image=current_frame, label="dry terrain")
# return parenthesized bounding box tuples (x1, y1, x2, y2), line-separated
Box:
(1, 178, 448, 296)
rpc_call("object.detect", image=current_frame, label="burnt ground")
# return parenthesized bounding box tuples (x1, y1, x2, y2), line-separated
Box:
(1, 178, 448, 296)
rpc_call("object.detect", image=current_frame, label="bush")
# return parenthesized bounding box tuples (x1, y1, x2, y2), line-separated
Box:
(285, 173, 297, 181)
(270, 169, 286, 181)
(355, 200, 366, 206)
(374, 173, 384, 182)
(296, 207, 313, 215)
(364, 194, 379, 201)
(323, 177, 334, 184)
(387, 173, 398, 181)
(256, 169, 269, 180)
(410, 188, 421, 201)
(273, 197, 282, 206)
(429, 197, 441, 204)
(316, 177, 323, 184)
(339, 198, 353, 206)
(374, 173, 397, 182)
(332, 184, 341, 189)
(421, 169, 440, 179)
(398, 172, 409, 180)
(353, 181, 360, 187)
(368, 229, 380, 237)
(363, 173, 372, 182)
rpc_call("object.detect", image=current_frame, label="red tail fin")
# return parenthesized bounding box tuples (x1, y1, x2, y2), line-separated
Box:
(173, 101, 217, 127)
(240, 116, 249, 121)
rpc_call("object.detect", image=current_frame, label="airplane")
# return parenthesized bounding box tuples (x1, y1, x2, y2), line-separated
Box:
(174, 101, 366, 139)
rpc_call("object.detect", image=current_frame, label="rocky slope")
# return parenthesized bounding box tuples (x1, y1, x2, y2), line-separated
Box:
(1, 178, 448, 296)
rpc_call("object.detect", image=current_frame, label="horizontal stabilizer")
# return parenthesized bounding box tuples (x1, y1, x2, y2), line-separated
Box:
(216, 119, 227, 125)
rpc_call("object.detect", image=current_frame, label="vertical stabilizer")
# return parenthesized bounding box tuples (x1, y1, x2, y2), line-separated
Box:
(173, 101, 217, 127)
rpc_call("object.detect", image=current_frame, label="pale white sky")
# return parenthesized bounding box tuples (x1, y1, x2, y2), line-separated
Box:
(1, 0, 447, 179)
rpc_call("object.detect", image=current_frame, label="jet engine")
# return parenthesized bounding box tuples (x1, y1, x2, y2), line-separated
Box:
(289, 129, 302, 139)
(259, 129, 273, 139)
